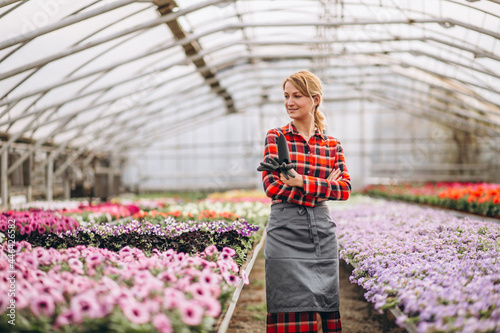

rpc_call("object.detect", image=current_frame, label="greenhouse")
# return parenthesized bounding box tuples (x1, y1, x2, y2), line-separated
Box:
(0, 1, 499, 332)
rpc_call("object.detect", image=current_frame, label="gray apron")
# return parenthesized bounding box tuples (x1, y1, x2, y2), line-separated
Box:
(265, 201, 340, 313)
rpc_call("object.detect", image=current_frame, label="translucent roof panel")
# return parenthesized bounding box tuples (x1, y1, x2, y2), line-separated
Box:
(0, 0, 499, 159)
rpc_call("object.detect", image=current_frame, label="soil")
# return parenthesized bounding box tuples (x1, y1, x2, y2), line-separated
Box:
(228, 249, 407, 333)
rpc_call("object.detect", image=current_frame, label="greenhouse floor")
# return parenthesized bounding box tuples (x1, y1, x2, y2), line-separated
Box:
(228, 244, 406, 333)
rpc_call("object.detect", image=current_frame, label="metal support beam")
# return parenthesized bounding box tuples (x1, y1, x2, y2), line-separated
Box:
(1, 149, 8, 209)
(155, 0, 236, 113)
(0, 0, 139, 51)
(5, 116, 75, 176)
(0, 0, 225, 81)
(64, 178, 70, 200)
(46, 152, 54, 201)
(108, 157, 115, 199)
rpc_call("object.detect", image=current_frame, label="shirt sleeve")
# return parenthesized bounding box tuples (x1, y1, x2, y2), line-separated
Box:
(301, 140, 351, 201)
(261, 129, 316, 206)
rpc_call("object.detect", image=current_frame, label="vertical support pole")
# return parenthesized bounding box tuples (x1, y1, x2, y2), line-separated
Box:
(47, 152, 54, 201)
(64, 177, 71, 200)
(360, 88, 368, 187)
(24, 154, 33, 203)
(26, 185, 32, 202)
(1, 149, 8, 209)
(107, 156, 114, 199)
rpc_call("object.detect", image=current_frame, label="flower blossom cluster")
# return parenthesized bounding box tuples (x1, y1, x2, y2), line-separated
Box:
(437, 183, 500, 204)
(206, 189, 271, 203)
(0, 209, 79, 236)
(0, 242, 246, 332)
(333, 201, 500, 333)
(165, 200, 270, 226)
(12, 200, 88, 211)
(61, 203, 141, 219)
(133, 209, 241, 222)
(61, 217, 259, 239)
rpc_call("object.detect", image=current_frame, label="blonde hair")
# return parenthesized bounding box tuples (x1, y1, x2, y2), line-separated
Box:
(282, 70, 327, 132)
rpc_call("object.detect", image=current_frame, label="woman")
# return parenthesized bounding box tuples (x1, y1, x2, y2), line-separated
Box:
(261, 70, 351, 333)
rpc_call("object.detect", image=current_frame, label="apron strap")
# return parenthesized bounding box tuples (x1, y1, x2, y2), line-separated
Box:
(298, 205, 322, 257)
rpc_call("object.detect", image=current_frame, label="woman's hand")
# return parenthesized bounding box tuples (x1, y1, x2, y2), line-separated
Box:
(318, 169, 343, 202)
(327, 168, 342, 182)
(279, 168, 304, 187)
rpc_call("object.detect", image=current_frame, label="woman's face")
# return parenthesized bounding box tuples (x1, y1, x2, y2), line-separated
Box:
(283, 81, 317, 121)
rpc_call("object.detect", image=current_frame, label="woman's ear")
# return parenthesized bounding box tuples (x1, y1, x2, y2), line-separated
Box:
(314, 95, 321, 107)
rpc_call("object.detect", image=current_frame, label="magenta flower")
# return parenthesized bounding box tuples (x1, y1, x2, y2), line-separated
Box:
(153, 313, 173, 333)
(162, 288, 185, 310)
(178, 299, 204, 326)
(68, 258, 84, 275)
(222, 272, 241, 286)
(55, 308, 82, 326)
(157, 270, 178, 284)
(30, 294, 56, 318)
(198, 296, 221, 317)
(86, 253, 103, 269)
(240, 268, 249, 285)
(222, 247, 236, 257)
(120, 301, 151, 324)
(204, 245, 219, 256)
(70, 293, 101, 319)
(187, 282, 210, 299)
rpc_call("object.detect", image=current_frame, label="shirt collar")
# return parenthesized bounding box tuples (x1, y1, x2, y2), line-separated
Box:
(282, 122, 326, 141)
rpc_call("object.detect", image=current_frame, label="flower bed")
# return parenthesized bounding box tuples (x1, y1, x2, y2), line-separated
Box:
(0, 194, 269, 332)
(26, 218, 259, 266)
(61, 203, 141, 223)
(333, 199, 500, 332)
(0, 241, 244, 332)
(162, 200, 270, 227)
(0, 210, 79, 236)
(132, 209, 240, 223)
(363, 182, 500, 218)
(207, 190, 271, 203)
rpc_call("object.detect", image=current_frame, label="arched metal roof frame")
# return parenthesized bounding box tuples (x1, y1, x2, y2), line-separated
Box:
(0, 0, 499, 174)
(119, 71, 500, 157)
(2, 37, 499, 133)
(1, 49, 498, 145)
(0, 54, 500, 169)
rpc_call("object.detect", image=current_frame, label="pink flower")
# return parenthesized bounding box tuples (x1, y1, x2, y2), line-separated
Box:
(68, 258, 84, 275)
(22, 254, 39, 270)
(55, 308, 82, 326)
(240, 268, 249, 285)
(218, 252, 231, 261)
(157, 270, 178, 284)
(163, 288, 185, 309)
(204, 245, 219, 256)
(187, 282, 210, 298)
(14, 291, 29, 310)
(153, 313, 173, 333)
(70, 293, 101, 319)
(118, 246, 133, 259)
(121, 301, 150, 324)
(222, 247, 236, 257)
(86, 253, 103, 269)
(179, 299, 204, 326)
(30, 294, 55, 318)
(222, 272, 241, 286)
(198, 296, 221, 317)
(199, 270, 221, 286)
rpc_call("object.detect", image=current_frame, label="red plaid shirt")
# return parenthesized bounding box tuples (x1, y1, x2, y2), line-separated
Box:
(261, 122, 351, 207)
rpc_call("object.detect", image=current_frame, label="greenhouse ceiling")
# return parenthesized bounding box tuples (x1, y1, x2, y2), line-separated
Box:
(1, 0, 500, 159)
